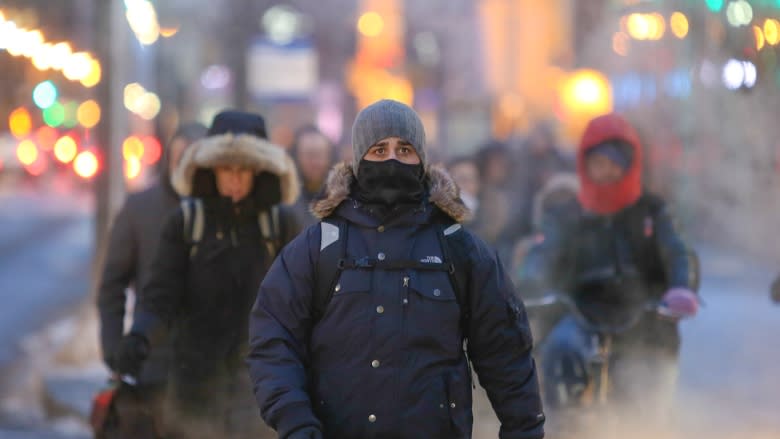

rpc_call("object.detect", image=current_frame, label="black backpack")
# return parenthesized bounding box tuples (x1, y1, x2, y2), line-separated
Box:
(311, 217, 473, 333)
(180, 198, 282, 259)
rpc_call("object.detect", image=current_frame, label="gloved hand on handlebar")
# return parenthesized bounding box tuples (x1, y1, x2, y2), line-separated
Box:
(659, 288, 699, 320)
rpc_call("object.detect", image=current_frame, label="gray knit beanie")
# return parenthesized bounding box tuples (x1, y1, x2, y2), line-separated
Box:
(351, 99, 426, 174)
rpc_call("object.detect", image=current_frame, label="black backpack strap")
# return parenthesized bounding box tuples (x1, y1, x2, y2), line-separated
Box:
(312, 217, 349, 322)
(436, 223, 471, 336)
(258, 206, 282, 258)
(180, 198, 204, 259)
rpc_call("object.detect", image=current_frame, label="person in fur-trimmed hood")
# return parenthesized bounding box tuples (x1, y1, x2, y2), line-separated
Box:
(113, 110, 302, 439)
(246, 99, 545, 439)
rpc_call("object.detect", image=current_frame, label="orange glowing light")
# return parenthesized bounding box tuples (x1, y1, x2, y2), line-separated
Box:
(54, 135, 78, 163)
(77, 100, 101, 128)
(612, 32, 629, 56)
(671, 12, 689, 39)
(74, 150, 99, 179)
(754, 25, 766, 50)
(9, 107, 32, 139)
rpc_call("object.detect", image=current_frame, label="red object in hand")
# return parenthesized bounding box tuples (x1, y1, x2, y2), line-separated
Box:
(660, 288, 699, 319)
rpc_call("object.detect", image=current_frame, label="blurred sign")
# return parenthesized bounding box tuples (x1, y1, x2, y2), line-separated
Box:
(247, 38, 318, 100)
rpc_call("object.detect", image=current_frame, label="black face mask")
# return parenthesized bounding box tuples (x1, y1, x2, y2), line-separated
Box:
(354, 159, 425, 206)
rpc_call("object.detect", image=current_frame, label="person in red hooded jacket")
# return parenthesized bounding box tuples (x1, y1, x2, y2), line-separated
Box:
(518, 113, 699, 432)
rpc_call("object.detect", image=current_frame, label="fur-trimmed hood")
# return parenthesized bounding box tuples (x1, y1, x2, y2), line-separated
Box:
(311, 162, 470, 223)
(171, 133, 300, 204)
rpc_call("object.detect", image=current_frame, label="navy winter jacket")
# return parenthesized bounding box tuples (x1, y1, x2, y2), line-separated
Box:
(248, 163, 545, 439)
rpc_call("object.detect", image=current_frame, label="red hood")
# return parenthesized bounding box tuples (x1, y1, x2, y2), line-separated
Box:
(577, 113, 642, 215)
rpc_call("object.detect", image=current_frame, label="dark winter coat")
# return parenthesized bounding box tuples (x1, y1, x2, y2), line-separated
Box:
(247, 163, 545, 439)
(131, 132, 302, 422)
(521, 193, 696, 348)
(97, 170, 180, 385)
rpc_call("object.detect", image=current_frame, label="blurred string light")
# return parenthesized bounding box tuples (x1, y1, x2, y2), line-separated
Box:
(670, 12, 689, 39)
(9, 107, 32, 139)
(43, 102, 66, 127)
(123, 82, 161, 120)
(62, 101, 79, 129)
(261, 5, 302, 45)
(54, 135, 78, 164)
(625, 13, 665, 41)
(706, 0, 725, 12)
(726, 0, 753, 27)
(77, 100, 101, 128)
(124, 0, 160, 45)
(125, 157, 142, 180)
(0, 11, 100, 86)
(722, 58, 757, 89)
(32, 80, 57, 109)
(122, 136, 145, 161)
(141, 136, 162, 164)
(16, 140, 38, 166)
(35, 126, 58, 151)
(73, 150, 99, 179)
(765, 19, 780, 46)
(612, 32, 630, 56)
(358, 12, 384, 37)
(754, 25, 766, 50)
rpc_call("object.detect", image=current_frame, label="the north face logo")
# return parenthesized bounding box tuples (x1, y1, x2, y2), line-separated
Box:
(420, 256, 443, 264)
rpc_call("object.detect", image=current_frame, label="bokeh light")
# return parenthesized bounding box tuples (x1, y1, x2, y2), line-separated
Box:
(765, 19, 780, 46)
(43, 102, 66, 128)
(125, 157, 142, 180)
(358, 12, 384, 37)
(36, 126, 59, 151)
(670, 12, 689, 39)
(32, 81, 58, 109)
(77, 100, 101, 128)
(16, 140, 39, 166)
(74, 150, 99, 179)
(54, 135, 78, 164)
(122, 136, 145, 161)
(9, 107, 32, 139)
(141, 136, 162, 165)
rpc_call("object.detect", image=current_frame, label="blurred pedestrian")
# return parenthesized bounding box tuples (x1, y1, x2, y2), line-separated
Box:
(520, 113, 699, 432)
(508, 121, 574, 245)
(446, 155, 481, 224)
(247, 99, 545, 439)
(96, 122, 207, 438)
(289, 125, 337, 227)
(474, 140, 517, 261)
(113, 110, 302, 439)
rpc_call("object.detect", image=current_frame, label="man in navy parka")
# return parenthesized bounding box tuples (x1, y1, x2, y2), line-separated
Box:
(247, 99, 545, 439)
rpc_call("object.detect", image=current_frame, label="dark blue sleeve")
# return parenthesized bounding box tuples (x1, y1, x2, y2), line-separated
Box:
(465, 235, 545, 439)
(247, 224, 322, 437)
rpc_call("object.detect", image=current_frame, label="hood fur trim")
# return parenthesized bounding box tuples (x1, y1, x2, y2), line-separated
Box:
(171, 133, 300, 204)
(311, 162, 470, 222)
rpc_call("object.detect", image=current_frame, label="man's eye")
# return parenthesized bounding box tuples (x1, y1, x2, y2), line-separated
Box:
(373, 148, 385, 155)
(400, 147, 410, 154)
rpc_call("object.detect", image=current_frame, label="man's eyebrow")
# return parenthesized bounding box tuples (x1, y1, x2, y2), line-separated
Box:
(371, 140, 389, 147)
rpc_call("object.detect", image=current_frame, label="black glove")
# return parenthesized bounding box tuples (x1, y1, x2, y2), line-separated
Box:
(113, 333, 149, 376)
(771, 276, 780, 304)
(286, 426, 323, 439)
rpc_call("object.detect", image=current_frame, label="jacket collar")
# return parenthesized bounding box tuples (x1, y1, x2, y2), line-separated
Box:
(310, 162, 470, 224)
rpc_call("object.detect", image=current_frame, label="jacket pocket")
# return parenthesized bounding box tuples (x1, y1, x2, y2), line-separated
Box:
(332, 269, 372, 296)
